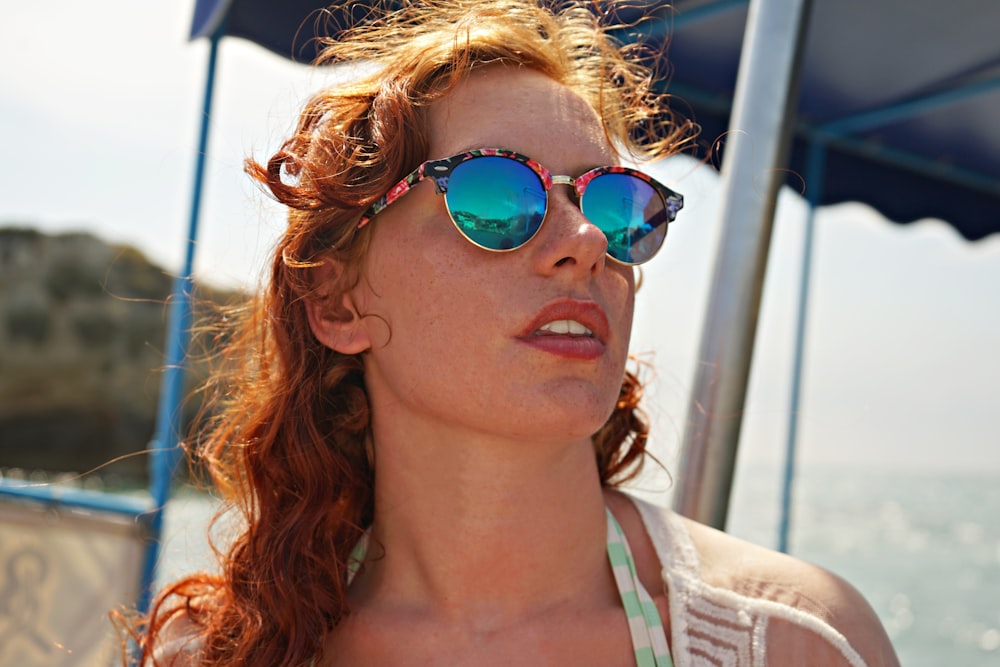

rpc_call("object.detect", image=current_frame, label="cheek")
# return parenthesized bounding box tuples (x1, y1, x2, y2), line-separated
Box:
(361, 227, 493, 345)
(615, 267, 637, 341)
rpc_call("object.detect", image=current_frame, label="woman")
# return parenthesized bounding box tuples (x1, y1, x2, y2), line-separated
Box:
(138, 1, 900, 665)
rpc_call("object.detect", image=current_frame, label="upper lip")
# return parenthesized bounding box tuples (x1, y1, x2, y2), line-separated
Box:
(518, 298, 610, 345)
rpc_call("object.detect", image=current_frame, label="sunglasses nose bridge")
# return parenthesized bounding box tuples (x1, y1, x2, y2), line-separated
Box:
(548, 174, 586, 208)
(549, 174, 583, 198)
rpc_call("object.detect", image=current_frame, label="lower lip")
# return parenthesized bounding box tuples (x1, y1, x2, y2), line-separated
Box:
(518, 334, 606, 360)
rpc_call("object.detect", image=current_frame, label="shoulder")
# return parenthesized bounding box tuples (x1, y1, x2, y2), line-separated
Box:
(148, 610, 205, 666)
(612, 492, 900, 667)
(141, 578, 223, 666)
(678, 514, 899, 666)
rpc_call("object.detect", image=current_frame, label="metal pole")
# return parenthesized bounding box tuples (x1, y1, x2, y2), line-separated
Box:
(778, 141, 825, 553)
(673, 0, 814, 528)
(137, 26, 223, 615)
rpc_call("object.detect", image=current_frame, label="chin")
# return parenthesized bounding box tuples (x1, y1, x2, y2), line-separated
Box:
(525, 396, 618, 441)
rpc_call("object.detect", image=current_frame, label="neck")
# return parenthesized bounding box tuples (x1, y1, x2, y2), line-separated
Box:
(351, 423, 617, 627)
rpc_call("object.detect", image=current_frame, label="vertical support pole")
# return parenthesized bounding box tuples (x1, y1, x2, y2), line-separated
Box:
(777, 141, 826, 553)
(673, 0, 814, 528)
(137, 26, 223, 615)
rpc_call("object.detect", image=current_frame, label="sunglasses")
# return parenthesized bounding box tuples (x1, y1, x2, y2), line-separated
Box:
(358, 148, 683, 265)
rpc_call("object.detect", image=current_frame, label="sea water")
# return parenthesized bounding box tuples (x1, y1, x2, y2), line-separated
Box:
(156, 465, 1000, 666)
(728, 465, 1000, 666)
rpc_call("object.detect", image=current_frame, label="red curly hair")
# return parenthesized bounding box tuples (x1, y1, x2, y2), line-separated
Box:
(127, 1, 692, 664)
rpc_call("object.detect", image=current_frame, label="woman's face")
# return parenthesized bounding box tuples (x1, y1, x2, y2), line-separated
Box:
(345, 66, 636, 445)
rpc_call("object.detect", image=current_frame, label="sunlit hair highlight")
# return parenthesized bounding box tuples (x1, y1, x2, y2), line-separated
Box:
(129, 1, 692, 665)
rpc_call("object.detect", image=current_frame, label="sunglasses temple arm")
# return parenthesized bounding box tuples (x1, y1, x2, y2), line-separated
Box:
(357, 163, 434, 229)
(667, 194, 684, 219)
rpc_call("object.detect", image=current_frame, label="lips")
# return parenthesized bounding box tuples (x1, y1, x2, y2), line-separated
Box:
(517, 299, 610, 359)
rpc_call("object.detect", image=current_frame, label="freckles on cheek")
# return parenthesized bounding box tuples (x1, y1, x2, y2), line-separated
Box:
(418, 252, 507, 344)
(417, 235, 487, 289)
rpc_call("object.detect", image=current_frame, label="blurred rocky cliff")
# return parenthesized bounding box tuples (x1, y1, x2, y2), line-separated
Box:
(0, 227, 240, 483)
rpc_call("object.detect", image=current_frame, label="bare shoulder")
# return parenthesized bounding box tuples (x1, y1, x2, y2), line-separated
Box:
(678, 514, 901, 667)
(148, 610, 205, 667)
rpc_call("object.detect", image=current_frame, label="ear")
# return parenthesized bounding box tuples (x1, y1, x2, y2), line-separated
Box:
(304, 261, 372, 355)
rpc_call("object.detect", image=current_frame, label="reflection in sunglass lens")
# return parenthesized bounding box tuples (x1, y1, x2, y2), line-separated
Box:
(444, 157, 546, 251)
(581, 173, 668, 264)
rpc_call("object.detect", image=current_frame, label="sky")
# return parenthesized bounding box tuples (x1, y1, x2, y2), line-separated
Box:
(2, 1, 999, 490)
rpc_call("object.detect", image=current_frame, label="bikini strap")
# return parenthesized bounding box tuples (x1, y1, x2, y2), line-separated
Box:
(606, 508, 674, 667)
(347, 532, 368, 585)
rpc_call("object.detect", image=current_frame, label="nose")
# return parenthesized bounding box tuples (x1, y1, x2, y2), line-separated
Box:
(530, 179, 609, 277)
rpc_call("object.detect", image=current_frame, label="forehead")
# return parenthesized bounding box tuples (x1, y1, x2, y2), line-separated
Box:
(427, 66, 613, 170)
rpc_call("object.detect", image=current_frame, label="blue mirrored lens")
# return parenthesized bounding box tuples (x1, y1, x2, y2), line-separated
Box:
(444, 157, 546, 251)
(581, 173, 668, 264)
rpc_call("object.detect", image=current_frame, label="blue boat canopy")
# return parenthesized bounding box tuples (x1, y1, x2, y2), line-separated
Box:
(191, 0, 1000, 242)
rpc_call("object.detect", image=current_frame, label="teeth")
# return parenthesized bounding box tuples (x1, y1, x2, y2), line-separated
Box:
(537, 320, 593, 336)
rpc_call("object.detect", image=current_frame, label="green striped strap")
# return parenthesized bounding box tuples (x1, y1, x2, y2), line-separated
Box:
(606, 509, 674, 667)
